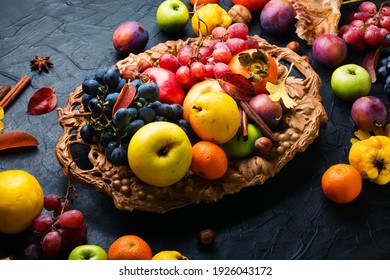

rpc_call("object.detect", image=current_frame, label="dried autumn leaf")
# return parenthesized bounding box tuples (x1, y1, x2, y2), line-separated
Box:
(112, 83, 136, 117)
(289, 0, 342, 44)
(218, 73, 255, 101)
(266, 63, 297, 109)
(27, 87, 57, 115)
(362, 45, 383, 83)
(0, 131, 39, 151)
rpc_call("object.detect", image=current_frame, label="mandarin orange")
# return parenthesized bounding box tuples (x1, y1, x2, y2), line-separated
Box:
(108, 235, 153, 260)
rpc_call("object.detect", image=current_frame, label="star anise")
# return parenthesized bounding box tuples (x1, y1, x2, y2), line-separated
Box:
(30, 55, 53, 73)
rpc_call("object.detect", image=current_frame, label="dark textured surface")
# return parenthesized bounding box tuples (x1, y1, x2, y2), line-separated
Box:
(1, 0, 390, 260)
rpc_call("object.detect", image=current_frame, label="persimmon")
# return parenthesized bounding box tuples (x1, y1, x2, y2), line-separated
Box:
(228, 49, 278, 95)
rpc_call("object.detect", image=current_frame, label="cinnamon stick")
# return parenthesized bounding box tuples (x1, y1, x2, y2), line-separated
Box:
(240, 101, 279, 143)
(241, 108, 248, 141)
(0, 76, 31, 109)
(0, 84, 11, 101)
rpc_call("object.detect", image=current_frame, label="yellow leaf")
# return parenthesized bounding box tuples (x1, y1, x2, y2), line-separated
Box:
(265, 63, 297, 109)
(0, 107, 4, 134)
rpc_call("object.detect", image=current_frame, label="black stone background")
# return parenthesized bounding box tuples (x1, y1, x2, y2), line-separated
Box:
(1, 0, 390, 260)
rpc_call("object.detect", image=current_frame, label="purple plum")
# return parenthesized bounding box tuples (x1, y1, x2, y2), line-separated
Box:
(260, 0, 296, 34)
(112, 21, 149, 56)
(312, 34, 347, 68)
(249, 94, 283, 130)
(351, 96, 388, 132)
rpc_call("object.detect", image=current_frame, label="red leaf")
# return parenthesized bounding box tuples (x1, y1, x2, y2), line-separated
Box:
(217, 73, 255, 101)
(362, 45, 383, 83)
(112, 83, 136, 117)
(27, 87, 57, 115)
(0, 131, 39, 151)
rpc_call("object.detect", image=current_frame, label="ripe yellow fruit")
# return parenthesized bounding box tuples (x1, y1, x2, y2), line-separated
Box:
(0, 170, 44, 234)
(152, 250, 188, 260)
(189, 91, 241, 144)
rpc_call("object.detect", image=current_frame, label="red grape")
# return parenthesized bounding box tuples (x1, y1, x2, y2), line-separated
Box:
(42, 231, 62, 257)
(381, 6, 390, 16)
(227, 23, 249, 39)
(177, 45, 194, 66)
(359, 1, 377, 15)
(342, 26, 364, 45)
(44, 194, 61, 211)
(21, 243, 41, 260)
(59, 209, 84, 229)
(212, 47, 232, 63)
(245, 37, 259, 49)
(364, 25, 382, 45)
(159, 53, 180, 72)
(53, 201, 70, 217)
(380, 16, 390, 31)
(226, 38, 248, 55)
(211, 26, 228, 40)
(204, 64, 214, 79)
(175, 65, 191, 85)
(190, 61, 206, 78)
(32, 214, 53, 233)
(198, 46, 213, 64)
(213, 62, 232, 79)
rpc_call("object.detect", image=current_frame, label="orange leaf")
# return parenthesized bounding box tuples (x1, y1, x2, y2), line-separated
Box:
(112, 83, 136, 117)
(0, 131, 39, 151)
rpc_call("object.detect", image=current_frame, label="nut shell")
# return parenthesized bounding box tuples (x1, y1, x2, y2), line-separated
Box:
(228, 4, 252, 25)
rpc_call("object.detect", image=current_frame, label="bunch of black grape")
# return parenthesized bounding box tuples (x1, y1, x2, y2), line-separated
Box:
(376, 34, 390, 94)
(79, 65, 191, 166)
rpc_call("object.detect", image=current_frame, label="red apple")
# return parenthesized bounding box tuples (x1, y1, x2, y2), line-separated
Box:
(351, 96, 387, 132)
(249, 94, 283, 130)
(143, 67, 185, 105)
(112, 21, 149, 56)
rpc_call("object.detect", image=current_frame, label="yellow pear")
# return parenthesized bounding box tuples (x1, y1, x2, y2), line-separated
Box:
(189, 91, 240, 144)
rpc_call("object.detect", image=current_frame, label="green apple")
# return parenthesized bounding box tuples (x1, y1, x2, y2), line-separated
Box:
(156, 0, 189, 33)
(221, 123, 262, 159)
(68, 244, 108, 260)
(330, 64, 372, 102)
(127, 122, 192, 187)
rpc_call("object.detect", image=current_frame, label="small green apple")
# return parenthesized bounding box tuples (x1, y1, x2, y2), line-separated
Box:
(221, 123, 262, 159)
(127, 122, 192, 187)
(331, 64, 372, 102)
(156, 0, 189, 33)
(68, 244, 108, 260)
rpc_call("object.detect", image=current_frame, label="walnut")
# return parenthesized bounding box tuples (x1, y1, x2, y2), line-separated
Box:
(228, 4, 252, 25)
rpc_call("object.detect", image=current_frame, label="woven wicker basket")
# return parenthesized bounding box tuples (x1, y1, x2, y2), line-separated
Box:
(55, 35, 327, 213)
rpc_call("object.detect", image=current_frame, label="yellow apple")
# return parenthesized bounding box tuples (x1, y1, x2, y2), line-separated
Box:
(152, 250, 188, 260)
(127, 122, 192, 187)
(189, 91, 240, 144)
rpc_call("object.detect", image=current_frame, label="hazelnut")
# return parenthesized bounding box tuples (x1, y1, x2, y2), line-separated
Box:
(228, 4, 252, 25)
(122, 65, 139, 81)
(199, 229, 216, 245)
(286, 41, 300, 54)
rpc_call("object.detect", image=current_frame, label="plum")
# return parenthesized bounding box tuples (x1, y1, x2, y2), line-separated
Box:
(312, 34, 347, 68)
(351, 96, 388, 132)
(112, 21, 149, 56)
(260, 0, 296, 34)
(249, 94, 283, 130)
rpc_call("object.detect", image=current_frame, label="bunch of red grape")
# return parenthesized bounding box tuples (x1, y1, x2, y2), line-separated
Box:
(20, 194, 87, 259)
(158, 23, 259, 90)
(338, 1, 390, 50)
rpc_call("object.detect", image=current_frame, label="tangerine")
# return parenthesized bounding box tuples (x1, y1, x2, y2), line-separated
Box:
(190, 141, 229, 180)
(321, 163, 362, 203)
(0, 170, 44, 234)
(108, 235, 153, 260)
